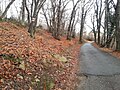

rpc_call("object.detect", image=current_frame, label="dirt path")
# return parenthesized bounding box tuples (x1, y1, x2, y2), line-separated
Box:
(77, 43, 120, 90)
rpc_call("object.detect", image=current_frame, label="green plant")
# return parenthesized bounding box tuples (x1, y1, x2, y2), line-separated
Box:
(1, 54, 22, 63)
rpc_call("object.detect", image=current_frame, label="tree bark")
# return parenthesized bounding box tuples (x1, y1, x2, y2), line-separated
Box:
(25, 0, 30, 24)
(67, 0, 80, 40)
(79, 7, 84, 43)
(21, 0, 25, 25)
(115, 0, 120, 50)
(95, 0, 104, 45)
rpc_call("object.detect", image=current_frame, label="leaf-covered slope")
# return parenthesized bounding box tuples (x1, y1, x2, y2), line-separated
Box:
(0, 22, 81, 90)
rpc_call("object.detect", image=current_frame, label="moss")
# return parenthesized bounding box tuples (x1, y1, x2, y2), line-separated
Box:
(53, 54, 68, 63)
(0, 26, 9, 31)
(1, 54, 23, 63)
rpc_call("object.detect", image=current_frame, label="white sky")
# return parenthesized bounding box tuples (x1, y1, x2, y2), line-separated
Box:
(0, 0, 22, 17)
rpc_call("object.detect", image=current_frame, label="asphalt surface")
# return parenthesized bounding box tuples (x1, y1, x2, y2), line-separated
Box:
(77, 43, 120, 90)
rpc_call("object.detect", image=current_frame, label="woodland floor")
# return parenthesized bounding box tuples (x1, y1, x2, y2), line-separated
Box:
(0, 22, 82, 90)
(93, 43, 120, 59)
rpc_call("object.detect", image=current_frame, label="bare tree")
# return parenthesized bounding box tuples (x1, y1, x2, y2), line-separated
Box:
(42, 6, 51, 32)
(55, 0, 62, 40)
(94, 0, 104, 45)
(67, 0, 80, 40)
(42, 0, 70, 40)
(24, 0, 30, 24)
(0, 0, 16, 19)
(21, 0, 25, 25)
(91, 14, 96, 42)
(25, 0, 46, 38)
(79, 0, 93, 43)
(102, 0, 116, 48)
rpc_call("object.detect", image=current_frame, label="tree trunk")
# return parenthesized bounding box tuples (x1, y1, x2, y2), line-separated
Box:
(42, 7, 51, 32)
(21, 0, 25, 25)
(93, 29, 96, 42)
(95, 0, 103, 45)
(55, 0, 61, 40)
(79, 21, 84, 43)
(67, 0, 80, 40)
(26, 0, 46, 38)
(97, 25, 101, 45)
(79, 7, 85, 43)
(115, 0, 120, 50)
(105, 0, 110, 48)
(25, 0, 30, 24)
(28, 18, 36, 38)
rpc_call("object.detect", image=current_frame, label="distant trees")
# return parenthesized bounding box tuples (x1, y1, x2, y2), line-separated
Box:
(1, 0, 120, 51)
(0, 0, 93, 42)
(89, 0, 120, 51)
(50, 0, 62, 40)
(42, 0, 79, 40)
(42, 0, 70, 40)
(42, 0, 93, 41)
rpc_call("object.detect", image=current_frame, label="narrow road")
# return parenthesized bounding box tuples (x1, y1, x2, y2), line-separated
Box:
(77, 43, 120, 90)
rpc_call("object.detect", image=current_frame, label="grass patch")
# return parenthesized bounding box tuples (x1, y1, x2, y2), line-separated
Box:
(0, 26, 9, 31)
(0, 54, 23, 63)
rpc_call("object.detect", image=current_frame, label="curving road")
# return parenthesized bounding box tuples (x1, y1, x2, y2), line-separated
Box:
(77, 43, 120, 90)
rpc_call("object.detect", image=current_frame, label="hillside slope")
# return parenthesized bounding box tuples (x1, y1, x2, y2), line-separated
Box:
(0, 22, 81, 90)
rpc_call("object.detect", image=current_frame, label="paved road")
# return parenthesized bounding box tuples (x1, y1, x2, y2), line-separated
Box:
(77, 43, 120, 90)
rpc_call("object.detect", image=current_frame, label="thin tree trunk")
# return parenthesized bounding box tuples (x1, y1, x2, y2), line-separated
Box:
(1, 0, 16, 18)
(93, 29, 96, 42)
(79, 20, 84, 43)
(25, 0, 30, 24)
(21, 0, 25, 25)
(26, 0, 46, 38)
(42, 7, 50, 32)
(67, 0, 80, 40)
(79, 7, 85, 43)
(55, 0, 61, 40)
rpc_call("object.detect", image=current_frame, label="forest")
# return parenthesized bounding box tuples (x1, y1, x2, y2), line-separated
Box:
(0, 0, 120, 90)
(0, 0, 120, 49)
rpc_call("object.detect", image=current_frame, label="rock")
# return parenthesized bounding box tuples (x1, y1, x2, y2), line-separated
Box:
(0, 79, 4, 83)
(53, 54, 68, 63)
(59, 56, 68, 63)
(19, 61, 25, 70)
(35, 78, 40, 82)
(17, 74, 23, 79)
(49, 82, 55, 89)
